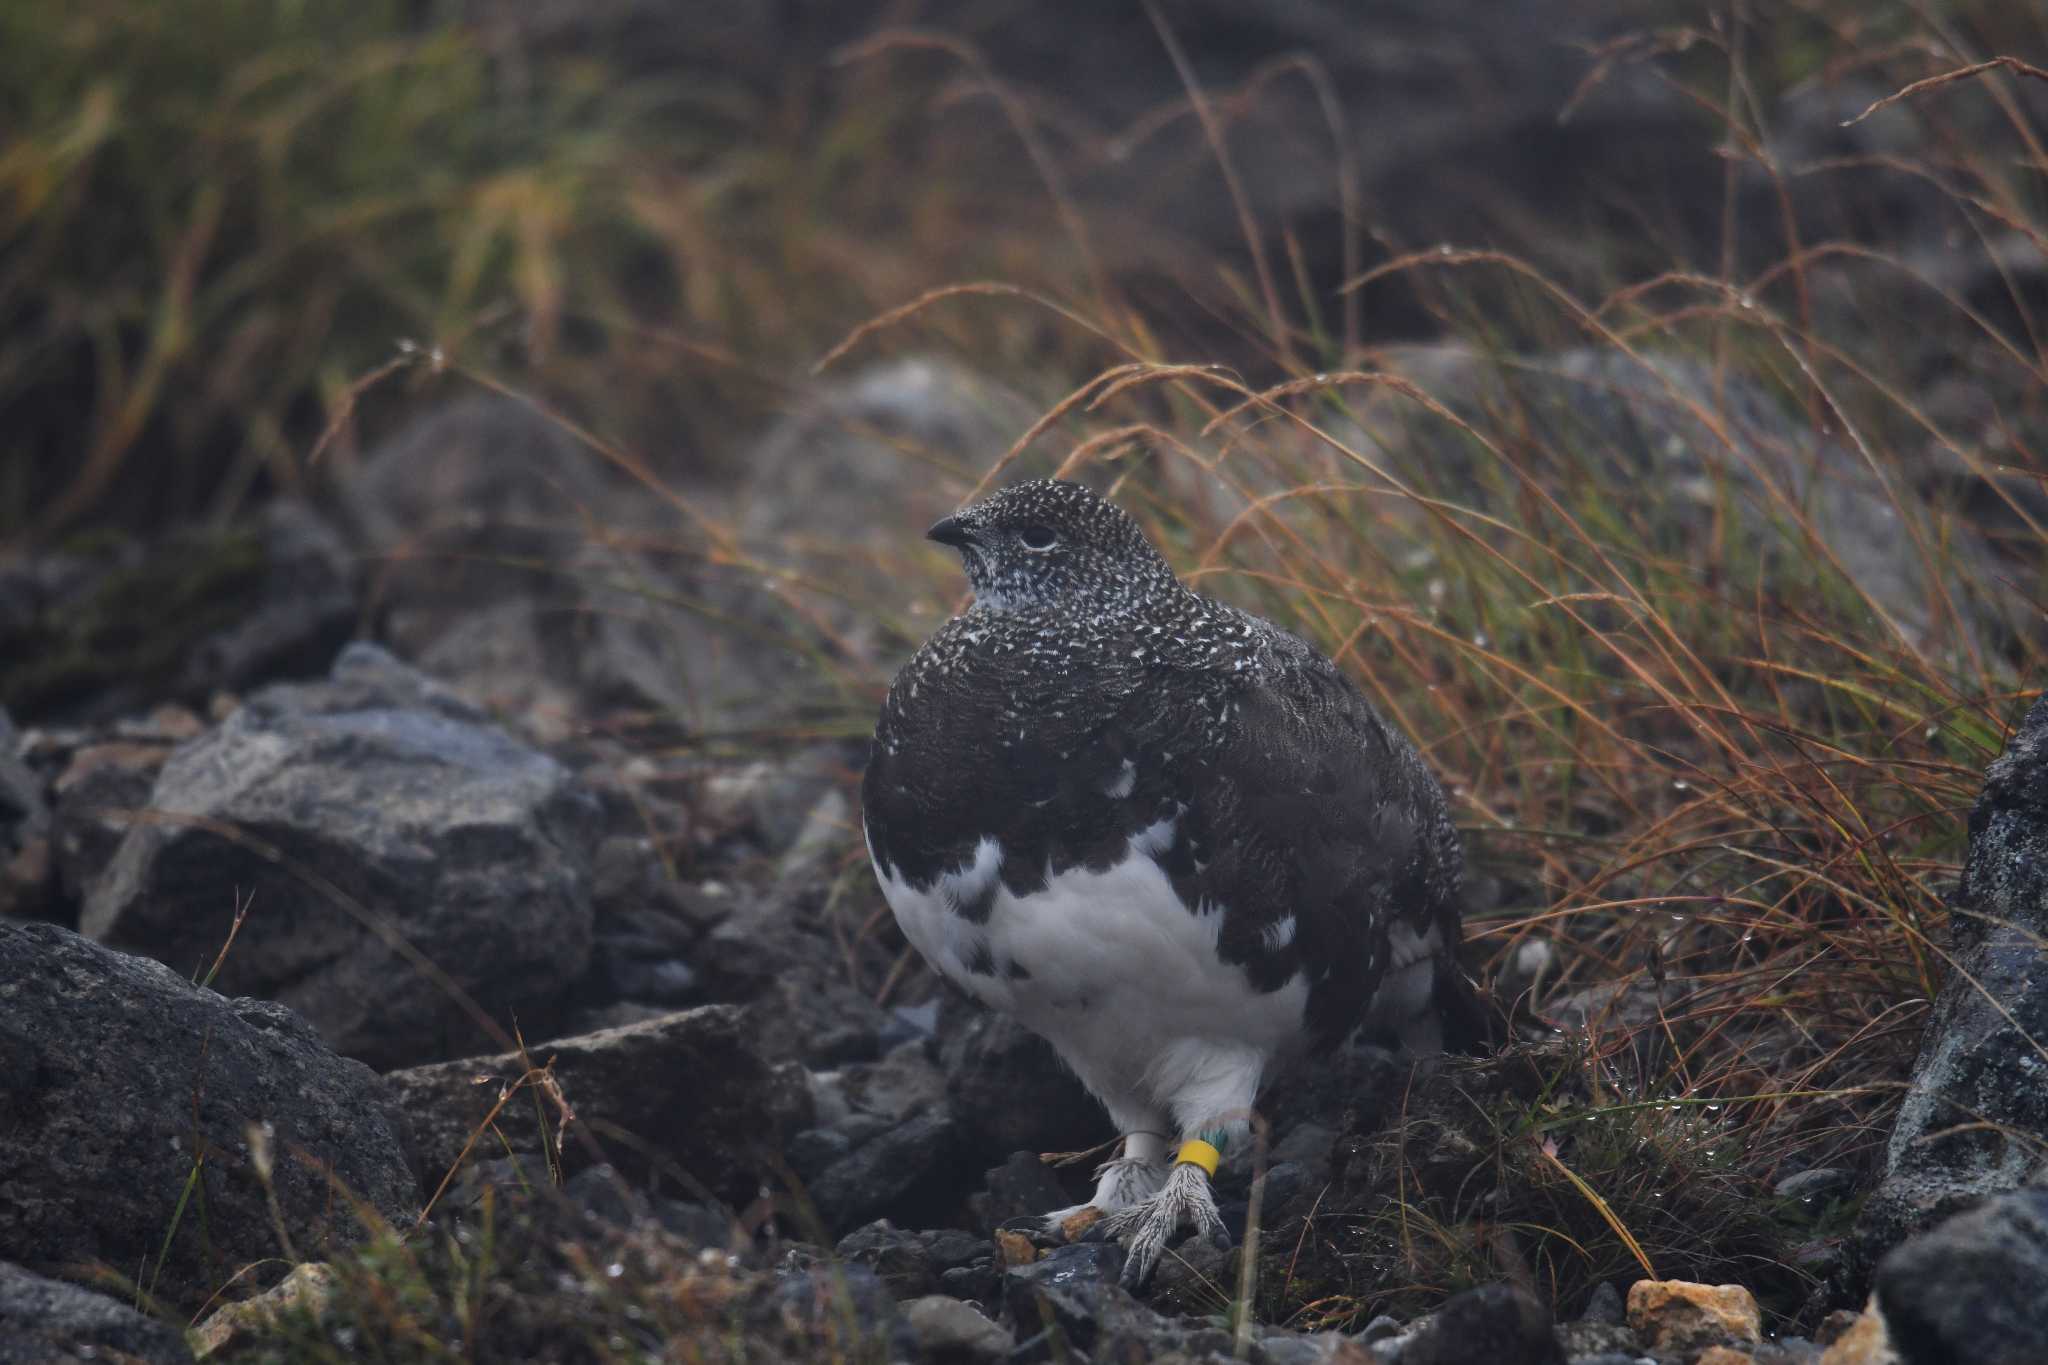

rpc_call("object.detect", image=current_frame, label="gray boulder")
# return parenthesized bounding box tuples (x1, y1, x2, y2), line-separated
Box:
(1857, 694, 2048, 1263)
(0, 921, 415, 1312)
(0, 1261, 192, 1365)
(82, 643, 600, 1069)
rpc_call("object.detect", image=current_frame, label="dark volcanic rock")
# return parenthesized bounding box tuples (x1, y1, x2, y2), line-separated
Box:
(1002, 1243, 1127, 1361)
(0, 1261, 193, 1365)
(797, 1042, 966, 1228)
(382, 1004, 808, 1207)
(1876, 1190, 2048, 1365)
(0, 920, 416, 1311)
(1001, 1243, 1247, 1362)
(1857, 694, 2048, 1266)
(973, 1151, 1080, 1233)
(82, 643, 601, 1069)
(806, 1111, 965, 1236)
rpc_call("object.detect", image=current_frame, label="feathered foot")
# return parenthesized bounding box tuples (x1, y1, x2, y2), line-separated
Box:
(1094, 1159, 1229, 1289)
(1040, 1152, 1168, 1240)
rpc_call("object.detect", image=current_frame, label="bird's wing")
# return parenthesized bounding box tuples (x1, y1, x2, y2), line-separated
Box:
(862, 616, 1160, 897)
(1135, 632, 1468, 1044)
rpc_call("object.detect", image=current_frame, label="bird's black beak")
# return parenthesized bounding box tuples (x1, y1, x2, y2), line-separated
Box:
(926, 516, 975, 548)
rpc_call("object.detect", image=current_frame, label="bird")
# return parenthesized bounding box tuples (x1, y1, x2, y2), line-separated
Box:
(861, 477, 1483, 1287)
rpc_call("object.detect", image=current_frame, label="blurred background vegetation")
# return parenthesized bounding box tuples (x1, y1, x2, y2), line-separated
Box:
(10, 0, 2038, 542)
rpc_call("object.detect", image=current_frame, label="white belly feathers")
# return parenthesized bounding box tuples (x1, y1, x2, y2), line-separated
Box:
(867, 818, 1312, 1111)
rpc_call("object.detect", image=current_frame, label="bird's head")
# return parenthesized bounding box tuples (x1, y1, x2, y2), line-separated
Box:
(927, 478, 1183, 614)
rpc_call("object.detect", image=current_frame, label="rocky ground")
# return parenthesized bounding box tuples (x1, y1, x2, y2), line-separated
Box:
(1, 362, 2046, 1365)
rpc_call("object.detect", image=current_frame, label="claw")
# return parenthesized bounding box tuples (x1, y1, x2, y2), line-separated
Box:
(1095, 1161, 1230, 1290)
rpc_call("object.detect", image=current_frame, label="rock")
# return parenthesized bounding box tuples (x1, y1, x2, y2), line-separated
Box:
(1874, 1189, 2048, 1365)
(1819, 1297, 1902, 1365)
(918, 1228, 991, 1273)
(940, 1261, 1001, 1306)
(1697, 1349, 1760, 1365)
(994, 1230, 1038, 1269)
(805, 1110, 965, 1235)
(1857, 695, 2048, 1264)
(1359, 1314, 1405, 1345)
(1776, 1168, 1854, 1203)
(0, 920, 416, 1310)
(382, 1004, 806, 1207)
(1256, 1332, 1382, 1365)
(356, 409, 705, 733)
(558, 1164, 734, 1246)
(585, 903, 699, 1006)
(172, 500, 357, 705)
(902, 1293, 1014, 1362)
(692, 890, 893, 1067)
(189, 1261, 337, 1357)
(1398, 1282, 1563, 1365)
(1581, 1279, 1625, 1326)
(49, 738, 173, 904)
(763, 1265, 919, 1363)
(697, 750, 852, 863)
(1144, 1233, 1234, 1314)
(83, 643, 601, 1068)
(0, 1261, 193, 1365)
(1002, 1243, 1127, 1361)
(835, 1221, 941, 1299)
(973, 1151, 1080, 1232)
(1626, 1279, 1764, 1354)
(940, 1007, 1105, 1161)
(0, 708, 51, 920)
(1553, 1319, 1641, 1360)
(822, 1041, 951, 1126)
(343, 392, 882, 740)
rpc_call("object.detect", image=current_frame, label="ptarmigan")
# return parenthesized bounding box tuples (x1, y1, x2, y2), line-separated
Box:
(861, 478, 1480, 1286)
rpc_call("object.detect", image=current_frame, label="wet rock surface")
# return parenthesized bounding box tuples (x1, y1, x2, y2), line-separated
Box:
(82, 642, 602, 1069)
(0, 919, 416, 1311)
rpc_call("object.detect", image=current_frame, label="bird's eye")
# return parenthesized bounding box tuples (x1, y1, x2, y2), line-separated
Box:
(1019, 524, 1058, 551)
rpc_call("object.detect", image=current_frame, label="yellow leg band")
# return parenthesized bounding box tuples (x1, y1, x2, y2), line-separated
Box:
(1175, 1138, 1221, 1177)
